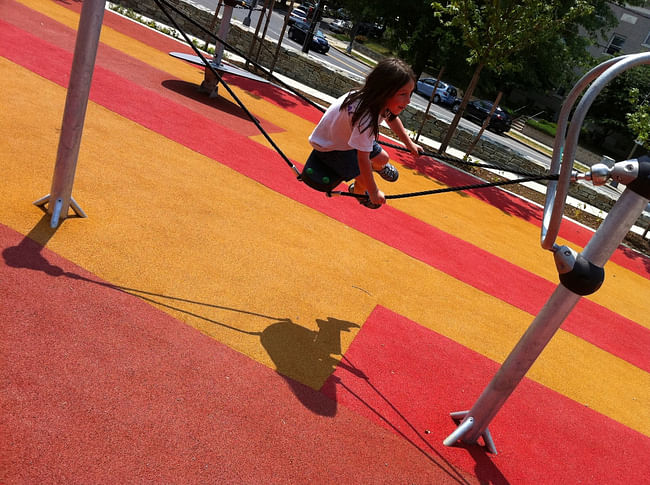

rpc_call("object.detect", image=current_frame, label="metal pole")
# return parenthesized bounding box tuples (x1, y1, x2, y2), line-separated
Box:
(37, 0, 104, 228)
(243, 0, 257, 27)
(444, 188, 648, 450)
(203, 1, 223, 49)
(302, 0, 324, 54)
(214, 2, 234, 66)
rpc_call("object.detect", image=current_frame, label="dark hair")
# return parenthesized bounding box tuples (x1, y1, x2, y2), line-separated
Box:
(342, 58, 416, 138)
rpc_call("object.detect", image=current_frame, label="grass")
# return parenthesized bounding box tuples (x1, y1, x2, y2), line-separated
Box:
(527, 118, 557, 138)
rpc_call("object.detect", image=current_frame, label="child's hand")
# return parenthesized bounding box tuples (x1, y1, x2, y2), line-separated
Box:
(409, 142, 423, 157)
(369, 189, 386, 206)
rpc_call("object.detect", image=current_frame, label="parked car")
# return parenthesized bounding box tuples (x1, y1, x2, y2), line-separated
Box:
(415, 78, 459, 107)
(288, 21, 330, 54)
(356, 22, 385, 38)
(457, 99, 512, 134)
(288, 9, 308, 25)
(329, 19, 350, 34)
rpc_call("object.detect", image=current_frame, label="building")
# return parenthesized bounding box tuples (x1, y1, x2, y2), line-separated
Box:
(587, 3, 650, 57)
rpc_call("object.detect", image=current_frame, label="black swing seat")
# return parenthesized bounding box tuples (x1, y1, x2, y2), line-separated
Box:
(298, 151, 344, 193)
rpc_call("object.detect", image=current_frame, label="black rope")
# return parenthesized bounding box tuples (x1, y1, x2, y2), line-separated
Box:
(155, 0, 327, 114)
(378, 139, 548, 178)
(154, 0, 300, 175)
(331, 173, 559, 200)
(154, 0, 560, 202)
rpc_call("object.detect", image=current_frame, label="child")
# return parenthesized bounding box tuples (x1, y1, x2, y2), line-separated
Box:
(308, 58, 422, 208)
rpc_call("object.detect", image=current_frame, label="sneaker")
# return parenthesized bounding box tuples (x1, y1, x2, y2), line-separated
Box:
(375, 163, 399, 182)
(348, 183, 381, 209)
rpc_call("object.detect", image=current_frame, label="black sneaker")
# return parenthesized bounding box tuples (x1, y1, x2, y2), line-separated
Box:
(348, 183, 381, 209)
(375, 163, 399, 182)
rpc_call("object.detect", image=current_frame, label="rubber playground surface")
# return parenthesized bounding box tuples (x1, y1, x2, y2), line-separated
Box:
(2, 1, 650, 483)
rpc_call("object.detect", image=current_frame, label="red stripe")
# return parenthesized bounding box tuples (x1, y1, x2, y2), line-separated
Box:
(322, 306, 650, 484)
(1, 13, 648, 373)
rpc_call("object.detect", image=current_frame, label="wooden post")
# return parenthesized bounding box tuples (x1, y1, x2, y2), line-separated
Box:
(415, 67, 444, 143)
(269, 1, 294, 74)
(463, 91, 502, 161)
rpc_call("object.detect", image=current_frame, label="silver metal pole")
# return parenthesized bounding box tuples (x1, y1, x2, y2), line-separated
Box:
(214, 3, 234, 66)
(36, 0, 104, 228)
(444, 188, 648, 450)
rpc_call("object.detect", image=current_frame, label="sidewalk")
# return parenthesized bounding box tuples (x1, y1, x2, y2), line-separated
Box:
(2, 1, 649, 483)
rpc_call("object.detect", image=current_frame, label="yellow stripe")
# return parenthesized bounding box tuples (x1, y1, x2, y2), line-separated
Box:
(1, 57, 648, 437)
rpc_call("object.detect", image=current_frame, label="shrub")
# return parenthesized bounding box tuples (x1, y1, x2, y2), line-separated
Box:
(527, 118, 557, 138)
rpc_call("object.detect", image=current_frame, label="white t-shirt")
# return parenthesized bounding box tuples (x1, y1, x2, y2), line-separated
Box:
(309, 92, 384, 153)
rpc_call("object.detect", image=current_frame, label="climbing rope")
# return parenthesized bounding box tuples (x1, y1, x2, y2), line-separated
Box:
(154, 0, 325, 113)
(153, 0, 560, 201)
(331, 173, 559, 201)
(154, 0, 301, 176)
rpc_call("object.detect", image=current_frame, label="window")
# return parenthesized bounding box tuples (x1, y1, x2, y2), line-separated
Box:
(644, 31, 650, 47)
(605, 33, 626, 55)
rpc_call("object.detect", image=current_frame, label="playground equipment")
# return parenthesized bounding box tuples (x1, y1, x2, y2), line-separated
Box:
(443, 52, 650, 455)
(197, 0, 239, 98)
(34, 0, 104, 228)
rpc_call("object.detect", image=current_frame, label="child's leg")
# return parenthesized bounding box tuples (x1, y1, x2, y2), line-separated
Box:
(370, 142, 399, 182)
(370, 148, 390, 171)
(351, 178, 367, 195)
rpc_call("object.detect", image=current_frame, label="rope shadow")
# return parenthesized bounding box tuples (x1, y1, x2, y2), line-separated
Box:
(329, 354, 510, 485)
(2, 218, 358, 416)
(161, 78, 259, 122)
(394, 149, 543, 224)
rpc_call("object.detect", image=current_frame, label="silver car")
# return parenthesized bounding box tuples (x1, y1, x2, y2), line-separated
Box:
(415, 78, 459, 107)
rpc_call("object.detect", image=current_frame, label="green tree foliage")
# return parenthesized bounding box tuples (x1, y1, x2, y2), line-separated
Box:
(583, 65, 650, 152)
(433, 0, 596, 152)
(627, 88, 650, 149)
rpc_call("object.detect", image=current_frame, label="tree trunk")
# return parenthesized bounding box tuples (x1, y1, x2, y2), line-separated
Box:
(346, 23, 360, 54)
(438, 62, 485, 154)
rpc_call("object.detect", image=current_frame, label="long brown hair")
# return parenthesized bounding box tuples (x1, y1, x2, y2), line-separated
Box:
(342, 58, 415, 138)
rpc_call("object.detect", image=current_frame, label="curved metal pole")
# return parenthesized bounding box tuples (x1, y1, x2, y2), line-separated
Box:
(549, 53, 650, 244)
(445, 54, 650, 454)
(540, 55, 637, 250)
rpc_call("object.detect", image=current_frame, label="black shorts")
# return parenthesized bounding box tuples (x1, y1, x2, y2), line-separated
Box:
(311, 141, 382, 181)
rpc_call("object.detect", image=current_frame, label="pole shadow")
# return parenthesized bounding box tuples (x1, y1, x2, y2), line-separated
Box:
(329, 354, 510, 485)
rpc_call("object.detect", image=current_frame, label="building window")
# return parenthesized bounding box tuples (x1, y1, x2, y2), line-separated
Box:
(605, 33, 626, 55)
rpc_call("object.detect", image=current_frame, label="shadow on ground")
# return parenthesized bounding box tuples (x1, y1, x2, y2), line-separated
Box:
(3, 217, 360, 417)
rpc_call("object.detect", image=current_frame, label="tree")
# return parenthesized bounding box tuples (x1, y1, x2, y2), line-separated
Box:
(432, 0, 599, 154)
(627, 88, 650, 150)
(377, 0, 455, 76)
(333, 0, 381, 52)
(583, 64, 650, 155)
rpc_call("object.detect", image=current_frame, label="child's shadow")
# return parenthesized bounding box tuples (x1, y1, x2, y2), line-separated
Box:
(3, 215, 365, 416)
(261, 317, 366, 416)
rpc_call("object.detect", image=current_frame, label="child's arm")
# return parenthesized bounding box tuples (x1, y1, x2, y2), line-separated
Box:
(357, 150, 385, 206)
(387, 116, 423, 156)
